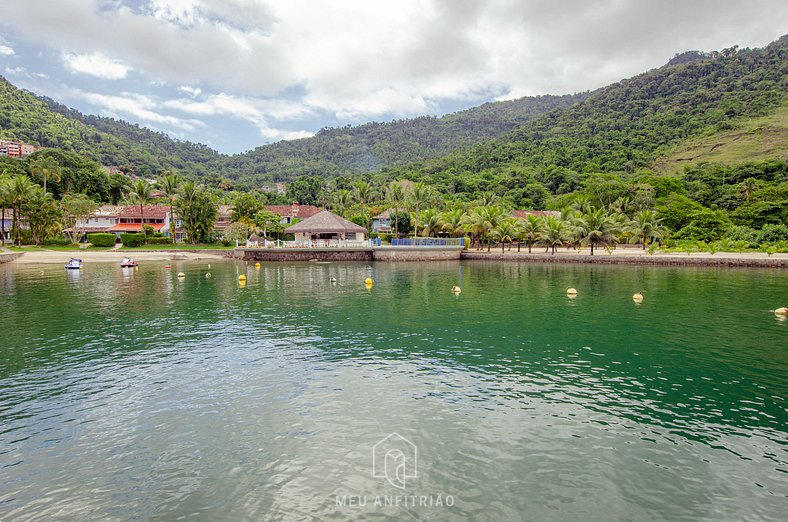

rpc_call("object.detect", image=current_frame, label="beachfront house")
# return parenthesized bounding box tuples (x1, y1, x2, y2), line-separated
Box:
(371, 209, 394, 234)
(110, 205, 171, 238)
(284, 210, 367, 245)
(1, 209, 29, 243)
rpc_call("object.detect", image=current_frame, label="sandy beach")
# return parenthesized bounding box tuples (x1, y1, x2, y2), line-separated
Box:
(1, 249, 230, 265)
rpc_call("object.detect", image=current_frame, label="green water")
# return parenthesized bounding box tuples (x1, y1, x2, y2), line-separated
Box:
(0, 260, 786, 521)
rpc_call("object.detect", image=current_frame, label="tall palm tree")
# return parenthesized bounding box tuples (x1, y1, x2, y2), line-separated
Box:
(128, 179, 152, 237)
(574, 208, 622, 255)
(410, 182, 436, 238)
(630, 209, 664, 249)
(463, 205, 505, 251)
(0, 174, 10, 244)
(518, 214, 544, 253)
(540, 216, 569, 255)
(31, 156, 60, 194)
(159, 172, 180, 243)
(333, 190, 354, 217)
(10, 175, 36, 245)
(419, 208, 442, 237)
(386, 182, 405, 237)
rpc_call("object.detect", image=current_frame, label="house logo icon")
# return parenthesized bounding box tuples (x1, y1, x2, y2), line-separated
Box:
(372, 433, 417, 489)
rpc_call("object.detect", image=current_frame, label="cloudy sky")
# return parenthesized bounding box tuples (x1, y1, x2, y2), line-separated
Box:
(0, 1, 785, 155)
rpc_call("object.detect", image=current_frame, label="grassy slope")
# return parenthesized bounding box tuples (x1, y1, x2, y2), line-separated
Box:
(652, 104, 788, 174)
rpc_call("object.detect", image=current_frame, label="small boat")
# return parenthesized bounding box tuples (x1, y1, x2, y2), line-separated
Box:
(65, 258, 83, 270)
(120, 257, 139, 268)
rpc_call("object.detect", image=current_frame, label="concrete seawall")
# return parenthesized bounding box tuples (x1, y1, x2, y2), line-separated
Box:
(460, 251, 788, 268)
(236, 246, 463, 262)
(0, 253, 23, 264)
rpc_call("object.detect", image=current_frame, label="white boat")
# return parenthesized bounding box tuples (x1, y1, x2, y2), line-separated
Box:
(120, 257, 139, 268)
(65, 258, 83, 270)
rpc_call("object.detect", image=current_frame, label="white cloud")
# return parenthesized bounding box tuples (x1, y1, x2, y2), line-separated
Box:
(62, 52, 133, 80)
(72, 89, 205, 132)
(4, 66, 28, 77)
(0, 44, 14, 56)
(178, 85, 202, 97)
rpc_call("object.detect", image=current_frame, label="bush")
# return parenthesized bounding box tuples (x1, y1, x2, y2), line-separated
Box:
(42, 236, 74, 246)
(757, 223, 788, 244)
(146, 236, 173, 245)
(727, 225, 759, 247)
(120, 233, 145, 247)
(88, 233, 117, 247)
(221, 239, 232, 247)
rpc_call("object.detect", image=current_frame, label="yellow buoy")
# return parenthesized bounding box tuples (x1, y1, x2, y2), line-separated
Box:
(451, 286, 461, 294)
(365, 277, 373, 286)
(633, 291, 644, 303)
(238, 274, 247, 282)
(567, 287, 578, 296)
(255, 262, 261, 268)
(775, 307, 788, 316)
(177, 272, 185, 278)
(207, 263, 211, 269)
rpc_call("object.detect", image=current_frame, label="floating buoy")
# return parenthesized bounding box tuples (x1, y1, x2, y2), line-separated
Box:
(177, 272, 185, 278)
(208, 263, 211, 269)
(255, 262, 261, 268)
(452, 286, 461, 294)
(567, 287, 577, 296)
(165, 265, 171, 269)
(633, 291, 644, 303)
(365, 277, 373, 286)
(40, 270, 45, 275)
(330, 277, 337, 283)
(205, 273, 211, 278)
(238, 274, 246, 282)
(775, 307, 788, 316)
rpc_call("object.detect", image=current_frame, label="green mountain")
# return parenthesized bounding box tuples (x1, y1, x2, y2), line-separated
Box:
(394, 37, 787, 196)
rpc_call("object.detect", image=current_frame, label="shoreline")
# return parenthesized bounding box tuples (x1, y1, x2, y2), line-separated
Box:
(2, 248, 787, 268)
(460, 250, 788, 268)
(1, 249, 231, 265)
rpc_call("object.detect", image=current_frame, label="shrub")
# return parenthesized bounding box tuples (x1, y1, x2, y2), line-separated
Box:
(120, 233, 145, 247)
(221, 239, 232, 247)
(146, 236, 173, 245)
(88, 233, 117, 247)
(42, 236, 74, 246)
(757, 223, 788, 244)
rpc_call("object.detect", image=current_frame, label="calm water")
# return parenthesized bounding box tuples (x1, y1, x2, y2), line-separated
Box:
(0, 260, 786, 521)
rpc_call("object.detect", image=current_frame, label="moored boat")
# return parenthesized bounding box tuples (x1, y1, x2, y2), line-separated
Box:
(120, 257, 139, 268)
(64, 258, 83, 270)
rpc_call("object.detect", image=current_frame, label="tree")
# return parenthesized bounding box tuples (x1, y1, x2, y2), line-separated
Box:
(30, 155, 61, 194)
(629, 209, 664, 249)
(463, 205, 505, 251)
(23, 187, 61, 244)
(439, 208, 466, 237)
(61, 193, 98, 243)
(128, 179, 152, 237)
(159, 172, 180, 243)
(574, 208, 622, 255)
(540, 216, 569, 255)
(175, 182, 217, 244)
(231, 192, 261, 222)
(223, 221, 252, 244)
(410, 182, 438, 238)
(492, 218, 518, 252)
(386, 181, 406, 237)
(518, 214, 544, 253)
(418, 208, 442, 237)
(253, 209, 284, 239)
(9, 175, 36, 245)
(0, 174, 10, 243)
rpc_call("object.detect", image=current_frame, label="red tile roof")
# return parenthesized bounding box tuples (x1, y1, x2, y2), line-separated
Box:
(109, 223, 165, 232)
(265, 204, 322, 219)
(118, 205, 169, 219)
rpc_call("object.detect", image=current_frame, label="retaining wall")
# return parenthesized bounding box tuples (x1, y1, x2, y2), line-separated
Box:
(0, 253, 22, 264)
(372, 246, 462, 262)
(460, 251, 788, 268)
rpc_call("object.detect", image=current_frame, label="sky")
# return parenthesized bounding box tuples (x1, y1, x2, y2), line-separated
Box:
(0, 1, 785, 156)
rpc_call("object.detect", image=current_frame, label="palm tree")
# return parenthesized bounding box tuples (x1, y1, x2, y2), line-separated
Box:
(410, 182, 436, 238)
(739, 178, 759, 201)
(159, 172, 180, 243)
(492, 218, 518, 252)
(439, 208, 466, 237)
(463, 205, 505, 251)
(0, 174, 10, 244)
(128, 179, 152, 237)
(419, 208, 442, 237)
(10, 175, 36, 245)
(31, 156, 60, 194)
(540, 216, 569, 255)
(333, 190, 354, 216)
(386, 182, 405, 237)
(518, 214, 544, 253)
(574, 208, 622, 255)
(630, 209, 664, 249)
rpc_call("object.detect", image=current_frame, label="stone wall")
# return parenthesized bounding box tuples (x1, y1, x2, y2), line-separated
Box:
(372, 247, 462, 262)
(239, 248, 372, 262)
(460, 251, 788, 268)
(0, 252, 22, 264)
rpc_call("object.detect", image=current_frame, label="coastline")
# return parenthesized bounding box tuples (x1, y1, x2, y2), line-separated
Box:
(2, 249, 231, 264)
(460, 249, 788, 268)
